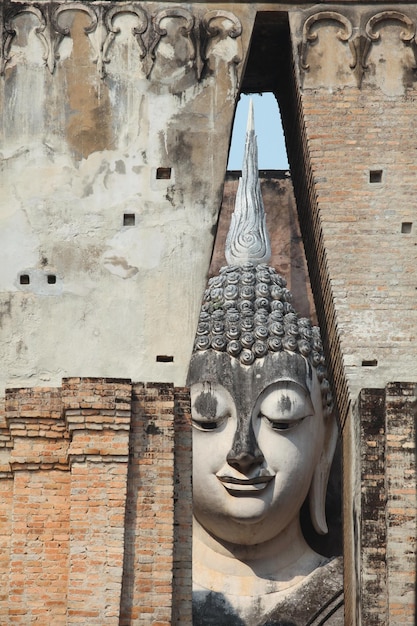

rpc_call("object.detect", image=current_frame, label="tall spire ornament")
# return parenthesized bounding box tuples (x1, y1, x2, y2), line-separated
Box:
(225, 99, 271, 266)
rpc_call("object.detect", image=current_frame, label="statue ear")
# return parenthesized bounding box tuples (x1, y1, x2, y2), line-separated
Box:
(309, 413, 339, 535)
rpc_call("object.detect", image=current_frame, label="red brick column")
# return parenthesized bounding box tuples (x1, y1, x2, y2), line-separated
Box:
(63, 378, 132, 626)
(385, 383, 416, 625)
(357, 388, 387, 624)
(0, 378, 192, 624)
(172, 387, 192, 625)
(357, 383, 416, 625)
(6, 387, 70, 625)
(120, 383, 176, 626)
(0, 401, 13, 624)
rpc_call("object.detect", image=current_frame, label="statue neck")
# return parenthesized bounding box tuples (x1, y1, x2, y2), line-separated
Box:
(193, 515, 325, 596)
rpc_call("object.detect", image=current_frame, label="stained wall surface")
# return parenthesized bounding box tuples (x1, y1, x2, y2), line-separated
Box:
(0, 1, 256, 390)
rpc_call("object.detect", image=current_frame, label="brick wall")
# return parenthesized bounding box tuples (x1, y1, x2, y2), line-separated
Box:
(356, 383, 416, 625)
(0, 379, 192, 625)
(120, 383, 176, 626)
(63, 378, 132, 626)
(281, 11, 417, 623)
(285, 7, 417, 414)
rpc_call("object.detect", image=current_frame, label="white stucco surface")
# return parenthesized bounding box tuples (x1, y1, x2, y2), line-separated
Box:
(0, 4, 255, 389)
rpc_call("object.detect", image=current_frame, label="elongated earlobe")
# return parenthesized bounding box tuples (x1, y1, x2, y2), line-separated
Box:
(309, 414, 339, 535)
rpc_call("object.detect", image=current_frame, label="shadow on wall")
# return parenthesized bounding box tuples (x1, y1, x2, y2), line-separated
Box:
(193, 591, 296, 626)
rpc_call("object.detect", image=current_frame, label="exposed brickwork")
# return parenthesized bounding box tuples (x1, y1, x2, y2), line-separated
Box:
(278, 56, 349, 431)
(385, 383, 416, 625)
(0, 398, 13, 624)
(356, 384, 416, 625)
(63, 378, 132, 626)
(172, 388, 192, 625)
(358, 388, 387, 624)
(0, 379, 192, 625)
(5, 388, 70, 624)
(120, 383, 176, 625)
(284, 54, 417, 419)
(9, 470, 70, 624)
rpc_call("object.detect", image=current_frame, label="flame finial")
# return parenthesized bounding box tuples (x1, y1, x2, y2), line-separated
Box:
(225, 99, 271, 266)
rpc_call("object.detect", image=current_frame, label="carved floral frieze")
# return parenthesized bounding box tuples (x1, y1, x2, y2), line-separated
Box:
(0, 1, 242, 81)
(299, 9, 417, 88)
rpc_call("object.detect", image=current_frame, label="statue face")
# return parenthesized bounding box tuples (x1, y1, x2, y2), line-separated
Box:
(189, 350, 326, 546)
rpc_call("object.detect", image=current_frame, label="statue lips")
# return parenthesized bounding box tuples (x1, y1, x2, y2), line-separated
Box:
(217, 472, 274, 495)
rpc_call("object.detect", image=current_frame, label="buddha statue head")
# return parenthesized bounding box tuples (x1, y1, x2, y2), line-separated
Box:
(188, 102, 339, 594)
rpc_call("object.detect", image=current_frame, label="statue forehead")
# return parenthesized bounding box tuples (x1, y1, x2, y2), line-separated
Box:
(188, 350, 311, 401)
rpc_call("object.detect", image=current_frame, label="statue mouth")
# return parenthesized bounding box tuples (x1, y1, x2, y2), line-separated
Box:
(217, 474, 274, 493)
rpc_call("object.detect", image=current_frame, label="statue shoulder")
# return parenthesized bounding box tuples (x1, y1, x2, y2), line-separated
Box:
(263, 556, 344, 626)
(193, 556, 344, 626)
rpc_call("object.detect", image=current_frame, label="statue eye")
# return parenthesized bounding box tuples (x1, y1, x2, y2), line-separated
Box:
(259, 414, 306, 431)
(192, 416, 228, 432)
(258, 384, 314, 431)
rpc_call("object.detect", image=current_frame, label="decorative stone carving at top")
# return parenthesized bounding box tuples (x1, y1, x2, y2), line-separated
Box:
(299, 9, 417, 89)
(0, 1, 242, 87)
(225, 99, 271, 267)
(96, 4, 148, 79)
(1, 2, 98, 75)
(300, 12, 353, 72)
(149, 8, 195, 82)
(300, 11, 356, 88)
(0, 3, 17, 75)
(364, 11, 417, 72)
(202, 10, 242, 74)
(1, 4, 47, 75)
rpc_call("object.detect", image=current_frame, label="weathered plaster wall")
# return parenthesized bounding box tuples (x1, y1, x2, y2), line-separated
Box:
(0, 1, 256, 390)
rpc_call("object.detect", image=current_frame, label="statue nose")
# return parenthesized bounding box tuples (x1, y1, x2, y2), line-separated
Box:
(226, 449, 265, 473)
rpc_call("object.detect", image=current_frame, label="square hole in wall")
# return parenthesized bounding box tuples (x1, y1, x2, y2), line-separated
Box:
(369, 170, 382, 183)
(20, 274, 30, 285)
(362, 359, 378, 367)
(401, 222, 412, 234)
(47, 274, 56, 284)
(156, 355, 174, 362)
(123, 213, 135, 226)
(156, 167, 172, 180)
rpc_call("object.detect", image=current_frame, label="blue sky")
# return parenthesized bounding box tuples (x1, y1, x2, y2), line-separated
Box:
(227, 93, 289, 171)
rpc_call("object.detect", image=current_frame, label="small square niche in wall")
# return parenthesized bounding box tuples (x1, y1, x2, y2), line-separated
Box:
(156, 167, 172, 180)
(401, 222, 412, 234)
(123, 213, 135, 226)
(369, 169, 382, 184)
(362, 359, 378, 367)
